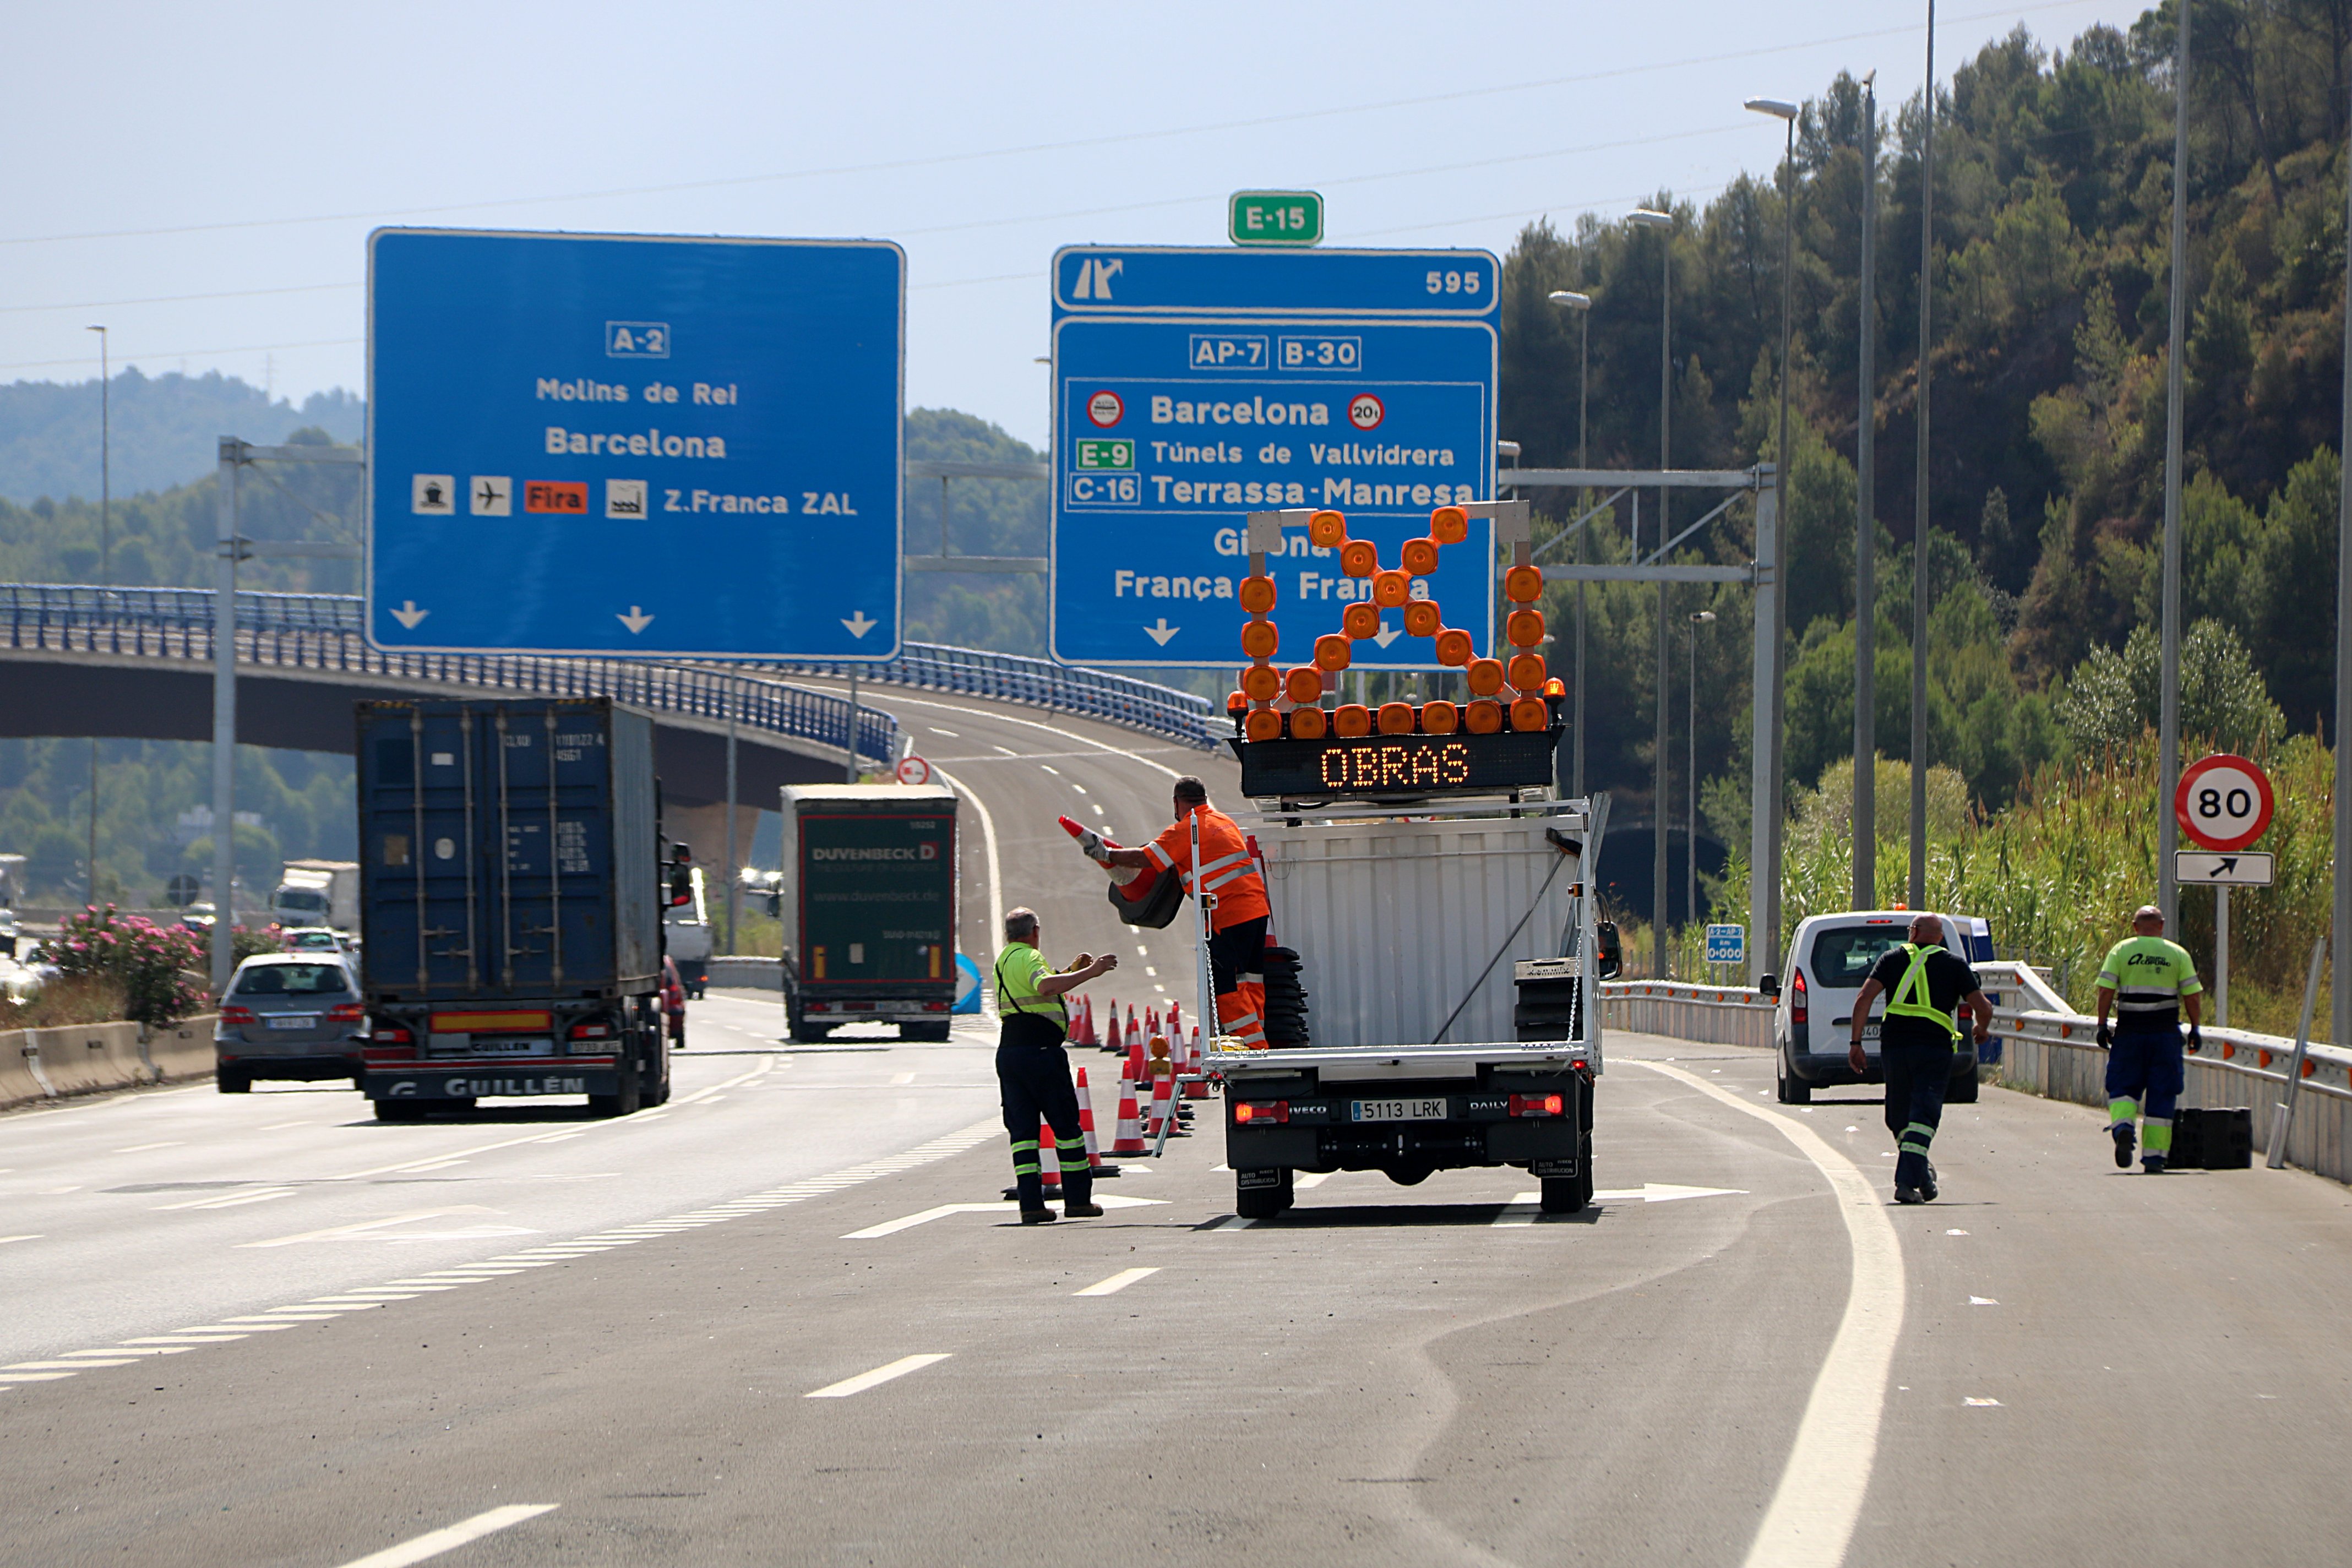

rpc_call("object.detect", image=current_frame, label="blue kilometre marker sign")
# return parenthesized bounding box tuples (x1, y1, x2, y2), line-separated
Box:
(1050, 245, 1498, 668)
(368, 228, 903, 657)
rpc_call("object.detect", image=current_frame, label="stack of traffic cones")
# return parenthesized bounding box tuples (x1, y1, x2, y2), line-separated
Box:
(1125, 1005, 1140, 1052)
(1109, 1061, 1147, 1155)
(1183, 1024, 1210, 1099)
(1074, 997, 1095, 1047)
(1075, 1066, 1117, 1177)
(1145, 1060, 1174, 1140)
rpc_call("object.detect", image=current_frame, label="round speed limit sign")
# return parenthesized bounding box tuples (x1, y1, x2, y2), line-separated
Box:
(2175, 753, 2274, 852)
(895, 754, 933, 788)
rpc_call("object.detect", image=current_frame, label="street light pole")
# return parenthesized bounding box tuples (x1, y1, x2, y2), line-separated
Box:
(2159, 0, 2193, 929)
(1910, 1, 1938, 910)
(1548, 289, 1593, 798)
(85, 324, 108, 907)
(1855, 75, 1879, 910)
(1746, 97, 1800, 957)
(1689, 609, 1716, 930)
(1630, 208, 1674, 973)
(2332, 52, 2352, 1053)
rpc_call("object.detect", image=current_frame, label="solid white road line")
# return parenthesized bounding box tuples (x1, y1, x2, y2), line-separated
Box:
(1634, 1060, 1904, 1568)
(842, 1202, 1000, 1239)
(329, 1503, 560, 1568)
(805, 1353, 951, 1399)
(1074, 1267, 1159, 1297)
(930, 764, 1003, 947)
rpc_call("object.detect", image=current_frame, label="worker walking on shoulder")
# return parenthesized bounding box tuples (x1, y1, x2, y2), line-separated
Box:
(1849, 914, 1995, 1205)
(2095, 904, 2204, 1174)
(994, 907, 1117, 1224)
(1090, 776, 1272, 1048)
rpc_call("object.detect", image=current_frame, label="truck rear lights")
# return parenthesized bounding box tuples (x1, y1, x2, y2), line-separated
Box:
(567, 1021, 613, 1039)
(1507, 1092, 1564, 1117)
(1233, 1101, 1289, 1124)
(922, 1001, 949, 1012)
(219, 1005, 257, 1026)
(807, 1001, 831, 1014)
(370, 1024, 413, 1045)
(325, 1002, 366, 1023)
(1791, 969, 1809, 1024)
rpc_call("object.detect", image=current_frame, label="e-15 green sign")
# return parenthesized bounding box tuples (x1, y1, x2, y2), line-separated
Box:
(1229, 190, 1323, 247)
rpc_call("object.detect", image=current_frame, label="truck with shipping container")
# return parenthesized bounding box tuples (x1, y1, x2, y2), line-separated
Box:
(1206, 502, 1606, 1218)
(273, 859, 362, 932)
(352, 698, 672, 1119)
(777, 784, 959, 1043)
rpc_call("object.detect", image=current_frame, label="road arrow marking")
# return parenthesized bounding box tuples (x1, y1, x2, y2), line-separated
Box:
(237, 1205, 497, 1248)
(389, 601, 429, 629)
(1372, 622, 1403, 648)
(618, 606, 655, 633)
(1507, 1183, 1747, 1207)
(842, 611, 878, 638)
(1144, 617, 1180, 645)
(843, 1193, 1165, 1239)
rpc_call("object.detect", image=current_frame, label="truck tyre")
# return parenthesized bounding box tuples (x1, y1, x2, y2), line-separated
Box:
(589, 1069, 642, 1118)
(1947, 1065, 1980, 1104)
(373, 1098, 426, 1122)
(1539, 1175, 1587, 1214)
(216, 1068, 251, 1094)
(645, 1037, 673, 1107)
(904, 1021, 952, 1043)
(1235, 1168, 1292, 1219)
(1383, 1163, 1434, 1187)
(791, 1020, 831, 1043)
(1776, 1055, 1811, 1104)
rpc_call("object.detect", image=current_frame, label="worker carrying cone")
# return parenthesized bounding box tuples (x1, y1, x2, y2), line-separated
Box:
(1086, 777, 1271, 1049)
(992, 906, 1117, 1224)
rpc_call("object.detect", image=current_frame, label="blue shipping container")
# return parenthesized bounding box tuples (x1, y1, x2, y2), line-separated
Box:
(357, 698, 661, 1001)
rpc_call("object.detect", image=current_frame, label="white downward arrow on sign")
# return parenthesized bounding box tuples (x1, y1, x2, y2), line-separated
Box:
(617, 606, 655, 634)
(842, 611, 878, 639)
(1371, 622, 1403, 648)
(389, 600, 429, 629)
(1144, 618, 1180, 645)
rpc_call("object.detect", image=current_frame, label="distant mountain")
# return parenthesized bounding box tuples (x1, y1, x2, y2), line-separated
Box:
(0, 369, 364, 504)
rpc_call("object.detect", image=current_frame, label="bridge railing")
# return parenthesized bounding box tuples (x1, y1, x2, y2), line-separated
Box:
(0, 584, 1218, 754)
(1602, 970, 2352, 1184)
(0, 582, 901, 767)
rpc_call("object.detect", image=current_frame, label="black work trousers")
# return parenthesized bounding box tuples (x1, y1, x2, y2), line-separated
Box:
(1881, 1032, 1955, 1191)
(997, 1011, 1091, 1211)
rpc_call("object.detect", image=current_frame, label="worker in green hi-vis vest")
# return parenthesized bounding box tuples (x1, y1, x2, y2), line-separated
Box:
(1848, 913, 1995, 1205)
(2094, 904, 2204, 1175)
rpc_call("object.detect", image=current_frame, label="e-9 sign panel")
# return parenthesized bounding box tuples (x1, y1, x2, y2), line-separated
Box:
(1235, 731, 1558, 798)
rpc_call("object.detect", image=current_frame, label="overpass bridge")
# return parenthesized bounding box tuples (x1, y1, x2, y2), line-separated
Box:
(0, 581, 1215, 823)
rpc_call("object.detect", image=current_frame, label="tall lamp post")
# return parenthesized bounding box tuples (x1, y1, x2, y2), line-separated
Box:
(1745, 96, 1799, 967)
(1688, 609, 1717, 932)
(1910, 3, 1939, 909)
(1547, 288, 1593, 798)
(1854, 73, 1880, 910)
(85, 324, 109, 907)
(2158, 0, 2192, 929)
(1629, 207, 1674, 974)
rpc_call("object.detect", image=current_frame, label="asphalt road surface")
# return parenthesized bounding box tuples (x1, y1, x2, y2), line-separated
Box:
(5, 1011, 2349, 1567)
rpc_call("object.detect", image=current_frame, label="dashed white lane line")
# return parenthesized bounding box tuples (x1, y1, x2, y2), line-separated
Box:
(806, 1353, 951, 1399)
(0, 1234, 40, 1245)
(1074, 1267, 1159, 1297)
(238, 1206, 493, 1249)
(1634, 1060, 1904, 1568)
(112, 1141, 184, 1153)
(330, 1502, 560, 1568)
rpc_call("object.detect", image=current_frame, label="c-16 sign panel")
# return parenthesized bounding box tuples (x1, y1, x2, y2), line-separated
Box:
(1049, 246, 1499, 668)
(368, 228, 903, 657)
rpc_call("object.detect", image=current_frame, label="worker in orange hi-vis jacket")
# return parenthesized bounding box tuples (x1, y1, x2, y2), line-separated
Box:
(1091, 776, 1271, 1048)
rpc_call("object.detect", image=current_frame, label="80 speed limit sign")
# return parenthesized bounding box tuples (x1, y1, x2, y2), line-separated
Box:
(2174, 753, 2274, 852)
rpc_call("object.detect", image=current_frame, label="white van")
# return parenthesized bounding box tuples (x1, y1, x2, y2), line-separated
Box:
(1770, 910, 1994, 1104)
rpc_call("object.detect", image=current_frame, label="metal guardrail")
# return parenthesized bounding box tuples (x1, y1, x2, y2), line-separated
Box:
(1602, 967, 2352, 1185)
(0, 582, 899, 767)
(0, 584, 1216, 754)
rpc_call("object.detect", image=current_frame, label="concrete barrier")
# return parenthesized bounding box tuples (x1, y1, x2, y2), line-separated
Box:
(1603, 967, 2352, 1186)
(0, 1014, 218, 1111)
(707, 956, 783, 990)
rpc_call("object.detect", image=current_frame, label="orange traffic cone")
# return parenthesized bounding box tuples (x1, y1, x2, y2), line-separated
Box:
(1126, 1005, 1140, 1051)
(1037, 1119, 1061, 1193)
(1170, 1000, 1182, 1040)
(1126, 1035, 1147, 1090)
(1075, 1066, 1116, 1175)
(1109, 1063, 1147, 1155)
(1146, 1005, 1161, 1041)
(1147, 1062, 1180, 1140)
(1183, 1023, 1210, 1099)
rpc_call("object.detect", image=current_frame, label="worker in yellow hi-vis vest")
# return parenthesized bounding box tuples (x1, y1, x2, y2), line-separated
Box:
(1849, 913, 1995, 1204)
(2094, 904, 2204, 1174)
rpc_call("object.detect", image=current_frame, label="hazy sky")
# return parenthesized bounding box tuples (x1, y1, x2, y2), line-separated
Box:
(7, 0, 2151, 451)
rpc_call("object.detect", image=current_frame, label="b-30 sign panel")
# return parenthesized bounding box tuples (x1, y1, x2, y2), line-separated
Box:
(367, 228, 904, 657)
(1050, 246, 1499, 668)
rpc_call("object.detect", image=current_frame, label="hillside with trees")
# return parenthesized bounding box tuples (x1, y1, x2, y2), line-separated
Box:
(0, 369, 363, 504)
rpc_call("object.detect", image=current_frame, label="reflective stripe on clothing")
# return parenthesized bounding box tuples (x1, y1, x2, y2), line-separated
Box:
(1885, 944, 1960, 1039)
(1148, 807, 1270, 930)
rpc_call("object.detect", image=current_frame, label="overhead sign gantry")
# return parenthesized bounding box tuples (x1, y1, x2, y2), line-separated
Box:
(1048, 245, 1499, 668)
(367, 228, 905, 658)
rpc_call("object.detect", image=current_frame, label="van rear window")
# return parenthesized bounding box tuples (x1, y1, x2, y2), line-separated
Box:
(1809, 927, 1909, 984)
(235, 963, 351, 996)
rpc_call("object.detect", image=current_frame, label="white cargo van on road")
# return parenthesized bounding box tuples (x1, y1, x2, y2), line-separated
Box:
(1771, 909, 1994, 1104)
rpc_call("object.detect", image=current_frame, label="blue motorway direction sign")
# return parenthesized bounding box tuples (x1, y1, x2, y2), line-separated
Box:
(1050, 246, 1498, 668)
(368, 228, 903, 657)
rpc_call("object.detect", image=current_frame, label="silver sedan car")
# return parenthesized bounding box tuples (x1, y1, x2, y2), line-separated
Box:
(215, 953, 367, 1093)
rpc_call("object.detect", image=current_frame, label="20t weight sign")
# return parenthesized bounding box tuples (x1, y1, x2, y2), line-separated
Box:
(2174, 753, 2274, 853)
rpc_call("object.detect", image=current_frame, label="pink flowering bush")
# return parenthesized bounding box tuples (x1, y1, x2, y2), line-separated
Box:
(49, 906, 209, 1027)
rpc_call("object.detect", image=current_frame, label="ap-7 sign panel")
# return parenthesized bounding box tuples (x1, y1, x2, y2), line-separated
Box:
(1050, 246, 1499, 669)
(368, 228, 903, 658)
